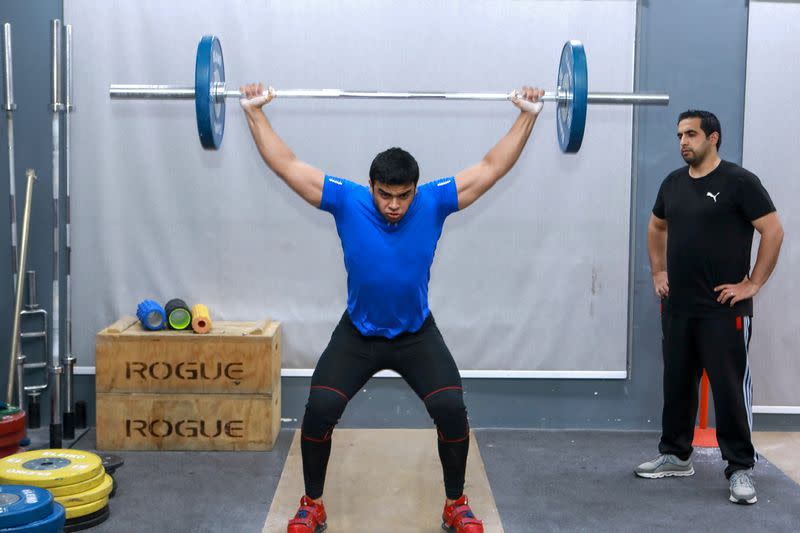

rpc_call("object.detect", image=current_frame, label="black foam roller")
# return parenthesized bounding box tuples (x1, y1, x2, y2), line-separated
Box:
(164, 298, 192, 330)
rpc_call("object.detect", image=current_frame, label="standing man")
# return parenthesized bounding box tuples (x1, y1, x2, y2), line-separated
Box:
(635, 110, 784, 505)
(240, 82, 544, 532)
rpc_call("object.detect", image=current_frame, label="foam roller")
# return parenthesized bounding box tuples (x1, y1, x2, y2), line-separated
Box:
(191, 303, 212, 334)
(165, 298, 192, 330)
(136, 299, 166, 330)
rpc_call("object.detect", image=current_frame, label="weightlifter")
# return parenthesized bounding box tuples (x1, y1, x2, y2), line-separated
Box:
(635, 110, 784, 505)
(240, 82, 544, 533)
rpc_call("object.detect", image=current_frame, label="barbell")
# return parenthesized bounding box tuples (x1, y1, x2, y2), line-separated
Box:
(109, 35, 669, 152)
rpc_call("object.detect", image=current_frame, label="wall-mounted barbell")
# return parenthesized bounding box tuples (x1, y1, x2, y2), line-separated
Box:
(109, 35, 669, 152)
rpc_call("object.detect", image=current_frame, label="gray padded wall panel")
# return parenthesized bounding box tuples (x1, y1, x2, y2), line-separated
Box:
(743, 1, 800, 411)
(64, 0, 636, 374)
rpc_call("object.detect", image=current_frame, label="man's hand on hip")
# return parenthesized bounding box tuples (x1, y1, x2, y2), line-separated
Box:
(715, 276, 760, 307)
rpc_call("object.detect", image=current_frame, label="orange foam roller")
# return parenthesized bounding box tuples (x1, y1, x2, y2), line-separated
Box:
(191, 304, 212, 334)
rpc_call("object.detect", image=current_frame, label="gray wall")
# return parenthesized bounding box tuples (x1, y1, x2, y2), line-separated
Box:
(743, 1, 800, 409)
(1, 0, 797, 431)
(66, 0, 635, 376)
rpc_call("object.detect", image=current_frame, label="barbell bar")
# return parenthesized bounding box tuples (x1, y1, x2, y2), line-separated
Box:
(109, 86, 666, 104)
(109, 36, 669, 153)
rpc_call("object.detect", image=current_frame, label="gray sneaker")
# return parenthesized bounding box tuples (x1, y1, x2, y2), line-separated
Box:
(729, 469, 757, 504)
(634, 454, 694, 478)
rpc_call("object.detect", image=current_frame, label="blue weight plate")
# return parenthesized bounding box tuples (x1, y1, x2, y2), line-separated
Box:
(195, 35, 226, 150)
(0, 486, 53, 529)
(556, 40, 588, 153)
(1, 502, 65, 533)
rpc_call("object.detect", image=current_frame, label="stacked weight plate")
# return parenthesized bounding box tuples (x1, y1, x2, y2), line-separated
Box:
(0, 450, 113, 532)
(0, 485, 65, 532)
(97, 455, 123, 499)
(0, 408, 27, 458)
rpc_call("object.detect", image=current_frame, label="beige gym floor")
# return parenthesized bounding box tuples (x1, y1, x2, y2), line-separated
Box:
(752, 431, 800, 484)
(262, 429, 503, 533)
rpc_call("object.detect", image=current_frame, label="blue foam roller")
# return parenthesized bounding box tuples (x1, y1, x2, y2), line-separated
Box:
(136, 299, 166, 331)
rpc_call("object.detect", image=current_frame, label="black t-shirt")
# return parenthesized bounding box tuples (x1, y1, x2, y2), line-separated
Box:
(652, 160, 776, 317)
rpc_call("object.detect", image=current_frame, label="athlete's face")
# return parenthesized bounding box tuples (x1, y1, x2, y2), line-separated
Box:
(369, 181, 416, 223)
(677, 118, 718, 166)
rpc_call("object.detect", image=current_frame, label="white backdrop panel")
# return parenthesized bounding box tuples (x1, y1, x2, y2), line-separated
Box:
(65, 0, 636, 373)
(743, 1, 800, 409)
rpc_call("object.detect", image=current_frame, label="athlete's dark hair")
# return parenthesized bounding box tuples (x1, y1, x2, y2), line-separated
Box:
(369, 147, 420, 186)
(678, 110, 721, 150)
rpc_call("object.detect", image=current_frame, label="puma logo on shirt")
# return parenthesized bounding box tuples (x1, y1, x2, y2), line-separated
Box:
(706, 191, 720, 202)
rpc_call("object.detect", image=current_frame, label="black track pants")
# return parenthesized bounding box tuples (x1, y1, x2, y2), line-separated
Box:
(300, 312, 470, 500)
(658, 312, 757, 477)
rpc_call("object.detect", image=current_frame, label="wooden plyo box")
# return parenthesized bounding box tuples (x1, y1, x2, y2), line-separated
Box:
(95, 392, 279, 451)
(95, 316, 281, 451)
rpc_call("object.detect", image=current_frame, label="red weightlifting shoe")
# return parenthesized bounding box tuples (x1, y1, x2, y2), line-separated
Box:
(287, 496, 327, 533)
(442, 494, 483, 532)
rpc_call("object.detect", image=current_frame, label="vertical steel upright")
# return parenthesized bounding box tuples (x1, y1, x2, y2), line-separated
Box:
(49, 19, 64, 448)
(3, 24, 18, 299)
(63, 23, 76, 439)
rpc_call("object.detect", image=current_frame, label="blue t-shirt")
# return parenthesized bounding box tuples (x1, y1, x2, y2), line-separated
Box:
(320, 175, 459, 338)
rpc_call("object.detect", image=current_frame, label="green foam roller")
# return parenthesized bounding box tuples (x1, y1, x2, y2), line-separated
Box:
(165, 298, 192, 330)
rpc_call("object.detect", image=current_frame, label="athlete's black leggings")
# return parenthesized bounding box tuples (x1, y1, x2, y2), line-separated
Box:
(300, 312, 469, 500)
